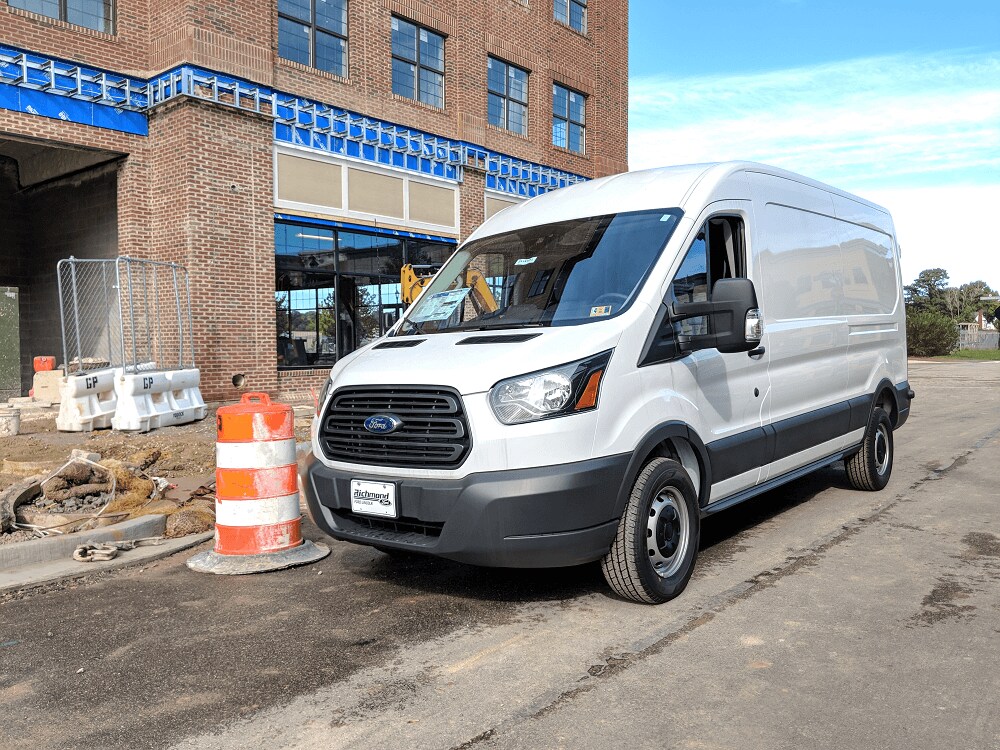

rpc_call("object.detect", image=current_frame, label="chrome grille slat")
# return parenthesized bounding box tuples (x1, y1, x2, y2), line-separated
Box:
(320, 386, 471, 468)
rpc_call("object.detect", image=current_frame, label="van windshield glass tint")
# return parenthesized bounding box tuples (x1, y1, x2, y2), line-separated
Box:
(398, 209, 682, 334)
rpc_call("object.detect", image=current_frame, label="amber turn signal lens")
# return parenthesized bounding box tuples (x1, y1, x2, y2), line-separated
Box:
(574, 369, 604, 410)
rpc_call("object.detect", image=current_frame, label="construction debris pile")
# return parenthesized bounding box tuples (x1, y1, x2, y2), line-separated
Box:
(37, 459, 114, 514)
(0, 449, 215, 543)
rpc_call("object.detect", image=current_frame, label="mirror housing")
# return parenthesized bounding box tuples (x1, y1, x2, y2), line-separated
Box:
(670, 277, 763, 354)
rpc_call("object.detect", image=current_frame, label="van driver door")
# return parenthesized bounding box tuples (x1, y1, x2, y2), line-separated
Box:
(666, 204, 771, 502)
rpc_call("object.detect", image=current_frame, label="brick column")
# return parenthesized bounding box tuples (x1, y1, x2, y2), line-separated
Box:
(459, 167, 486, 240)
(145, 99, 277, 401)
(116, 144, 152, 260)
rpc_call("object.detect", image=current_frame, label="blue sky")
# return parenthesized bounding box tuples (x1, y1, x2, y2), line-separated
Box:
(628, 0, 1000, 287)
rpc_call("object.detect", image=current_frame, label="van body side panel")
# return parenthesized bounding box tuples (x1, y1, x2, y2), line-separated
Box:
(746, 170, 905, 486)
(829, 192, 907, 407)
(749, 174, 850, 480)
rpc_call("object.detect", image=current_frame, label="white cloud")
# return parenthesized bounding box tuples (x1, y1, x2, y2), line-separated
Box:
(628, 51, 1000, 287)
(864, 184, 1000, 288)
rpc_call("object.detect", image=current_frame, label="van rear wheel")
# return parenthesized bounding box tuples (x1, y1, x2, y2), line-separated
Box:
(846, 407, 893, 491)
(602, 457, 700, 604)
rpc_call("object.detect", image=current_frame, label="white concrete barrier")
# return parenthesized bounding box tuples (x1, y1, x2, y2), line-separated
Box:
(166, 368, 207, 417)
(56, 368, 118, 432)
(112, 368, 207, 432)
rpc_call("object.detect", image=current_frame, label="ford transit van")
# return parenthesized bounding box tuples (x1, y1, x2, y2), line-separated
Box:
(300, 162, 913, 604)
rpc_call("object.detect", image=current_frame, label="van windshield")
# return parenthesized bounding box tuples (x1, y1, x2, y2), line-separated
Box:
(397, 208, 682, 334)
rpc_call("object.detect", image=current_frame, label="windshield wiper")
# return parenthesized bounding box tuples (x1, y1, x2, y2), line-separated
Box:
(465, 321, 551, 331)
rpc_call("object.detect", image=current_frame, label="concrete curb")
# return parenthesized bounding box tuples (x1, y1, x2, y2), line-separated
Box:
(0, 514, 167, 570)
(0, 530, 214, 595)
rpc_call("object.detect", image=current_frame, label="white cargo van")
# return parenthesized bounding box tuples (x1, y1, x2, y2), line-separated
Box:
(301, 162, 913, 604)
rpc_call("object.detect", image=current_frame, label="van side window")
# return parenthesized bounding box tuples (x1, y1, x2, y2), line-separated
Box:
(669, 216, 746, 337)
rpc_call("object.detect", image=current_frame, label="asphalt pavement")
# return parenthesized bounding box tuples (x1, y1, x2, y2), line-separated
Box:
(1, 360, 998, 750)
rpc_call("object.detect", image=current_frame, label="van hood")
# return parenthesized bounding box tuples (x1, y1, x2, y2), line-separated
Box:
(329, 324, 625, 395)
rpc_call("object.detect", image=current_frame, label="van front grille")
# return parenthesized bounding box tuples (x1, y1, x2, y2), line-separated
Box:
(319, 386, 471, 468)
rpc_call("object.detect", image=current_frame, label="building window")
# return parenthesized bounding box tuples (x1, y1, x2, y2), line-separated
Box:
(391, 16, 445, 109)
(9, 0, 113, 33)
(278, 0, 348, 78)
(274, 222, 453, 368)
(552, 83, 585, 153)
(487, 58, 528, 136)
(554, 0, 586, 33)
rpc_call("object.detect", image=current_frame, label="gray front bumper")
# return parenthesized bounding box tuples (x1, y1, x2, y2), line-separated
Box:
(299, 452, 630, 568)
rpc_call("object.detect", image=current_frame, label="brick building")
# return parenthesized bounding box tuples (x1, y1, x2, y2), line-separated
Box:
(0, 0, 628, 401)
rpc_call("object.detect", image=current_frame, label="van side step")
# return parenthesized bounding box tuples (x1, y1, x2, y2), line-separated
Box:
(701, 448, 854, 517)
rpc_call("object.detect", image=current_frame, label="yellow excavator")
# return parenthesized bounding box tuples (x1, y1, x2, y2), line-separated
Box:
(400, 264, 499, 314)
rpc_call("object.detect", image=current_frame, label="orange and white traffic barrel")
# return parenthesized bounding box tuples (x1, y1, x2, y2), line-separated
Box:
(187, 393, 328, 575)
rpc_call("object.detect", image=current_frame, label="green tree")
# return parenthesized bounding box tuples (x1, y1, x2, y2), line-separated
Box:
(317, 285, 384, 352)
(275, 292, 289, 336)
(953, 280, 998, 323)
(905, 269, 999, 352)
(904, 268, 949, 313)
(906, 310, 958, 357)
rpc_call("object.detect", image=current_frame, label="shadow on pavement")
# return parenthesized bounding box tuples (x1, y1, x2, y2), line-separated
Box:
(335, 461, 854, 604)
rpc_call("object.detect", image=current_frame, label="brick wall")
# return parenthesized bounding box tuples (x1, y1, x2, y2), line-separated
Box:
(1, 0, 149, 75)
(1, 0, 629, 401)
(271, 0, 628, 179)
(1, 1, 628, 175)
(145, 99, 277, 401)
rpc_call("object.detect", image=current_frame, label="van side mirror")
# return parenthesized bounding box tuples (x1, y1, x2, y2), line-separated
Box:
(670, 278, 763, 354)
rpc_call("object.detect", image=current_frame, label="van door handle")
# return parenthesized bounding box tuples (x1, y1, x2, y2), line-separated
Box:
(748, 346, 766, 358)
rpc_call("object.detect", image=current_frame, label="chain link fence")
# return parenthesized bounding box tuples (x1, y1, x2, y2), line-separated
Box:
(959, 329, 1000, 350)
(57, 257, 196, 375)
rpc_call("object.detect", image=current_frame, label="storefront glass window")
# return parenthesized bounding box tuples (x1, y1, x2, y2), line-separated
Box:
(275, 222, 455, 369)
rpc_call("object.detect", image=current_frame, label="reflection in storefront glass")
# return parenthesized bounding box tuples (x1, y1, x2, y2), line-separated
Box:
(274, 222, 454, 368)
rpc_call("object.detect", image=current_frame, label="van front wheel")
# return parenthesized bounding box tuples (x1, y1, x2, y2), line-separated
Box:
(845, 407, 893, 491)
(602, 457, 700, 604)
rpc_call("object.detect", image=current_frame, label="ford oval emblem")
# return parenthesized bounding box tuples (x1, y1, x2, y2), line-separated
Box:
(364, 414, 403, 434)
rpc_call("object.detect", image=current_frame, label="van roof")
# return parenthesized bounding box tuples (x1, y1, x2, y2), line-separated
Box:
(469, 161, 891, 241)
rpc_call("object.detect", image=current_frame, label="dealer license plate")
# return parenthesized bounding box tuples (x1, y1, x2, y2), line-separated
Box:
(350, 479, 398, 518)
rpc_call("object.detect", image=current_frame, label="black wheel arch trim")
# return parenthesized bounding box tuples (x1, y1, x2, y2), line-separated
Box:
(870, 377, 911, 429)
(619, 422, 713, 513)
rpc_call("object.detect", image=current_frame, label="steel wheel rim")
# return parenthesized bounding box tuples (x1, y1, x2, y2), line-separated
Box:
(646, 487, 689, 579)
(875, 424, 890, 476)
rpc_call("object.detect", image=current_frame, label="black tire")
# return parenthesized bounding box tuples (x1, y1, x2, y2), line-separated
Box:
(602, 457, 700, 604)
(846, 407, 893, 491)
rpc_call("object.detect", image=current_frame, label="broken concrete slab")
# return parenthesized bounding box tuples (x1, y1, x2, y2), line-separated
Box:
(7, 397, 52, 410)
(32, 370, 63, 404)
(0, 408, 18, 437)
(0, 477, 42, 533)
(69, 449, 101, 463)
(1, 459, 61, 477)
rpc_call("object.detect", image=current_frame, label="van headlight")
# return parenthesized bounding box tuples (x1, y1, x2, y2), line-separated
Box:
(489, 350, 613, 425)
(316, 377, 333, 417)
